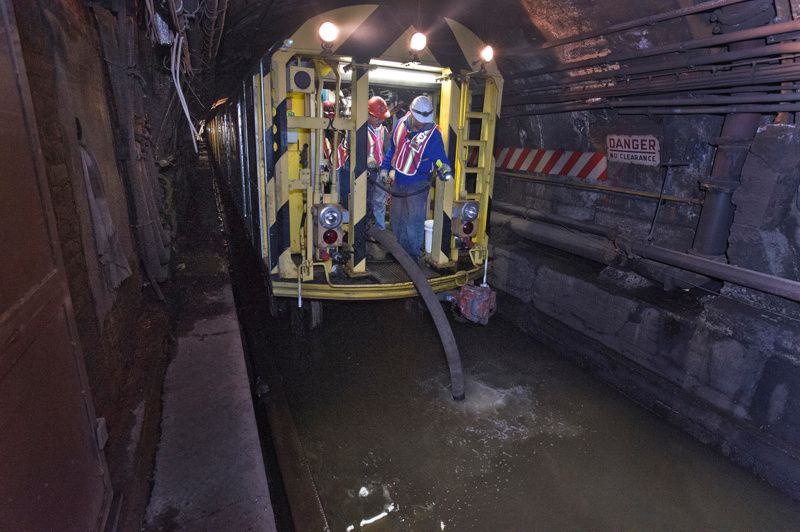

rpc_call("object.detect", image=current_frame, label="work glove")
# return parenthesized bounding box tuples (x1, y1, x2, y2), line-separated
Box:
(435, 161, 453, 181)
(367, 156, 378, 170)
(379, 168, 390, 184)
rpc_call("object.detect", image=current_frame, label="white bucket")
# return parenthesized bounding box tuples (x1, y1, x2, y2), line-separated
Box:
(424, 219, 434, 254)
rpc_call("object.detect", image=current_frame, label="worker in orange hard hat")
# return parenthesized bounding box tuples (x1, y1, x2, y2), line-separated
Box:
(366, 95, 391, 229)
(337, 95, 391, 230)
(321, 100, 336, 170)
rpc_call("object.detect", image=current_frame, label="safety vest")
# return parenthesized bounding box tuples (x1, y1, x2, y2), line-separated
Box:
(368, 124, 386, 165)
(336, 136, 349, 170)
(323, 137, 333, 164)
(391, 113, 436, 176)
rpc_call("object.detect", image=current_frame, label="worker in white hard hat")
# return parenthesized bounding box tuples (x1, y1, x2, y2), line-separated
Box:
(380, 95, 452, 260)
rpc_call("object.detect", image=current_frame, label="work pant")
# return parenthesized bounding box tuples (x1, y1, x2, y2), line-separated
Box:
(340, 164, 387, 230)
(391, 181, 429, 260)
(368, 169, 388, 230)
(338, 164, 350, 210)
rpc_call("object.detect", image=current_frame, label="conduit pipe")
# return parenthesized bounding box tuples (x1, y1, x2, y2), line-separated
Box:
(492, 212, 800, 304)
(492, 201, 617, 239)
(506, 43, 800, 102)
(691, 1, 770, 257)
(505, 97, 800, 117)
(511, 19, 800, 80)
(492, 212, 619, 265)
(505, 62, 800, 105)
(530, 0, 751, 51)
(367, 226, 466, 401)
(496, 171, 702, 205)
(619, 104, 800, 114)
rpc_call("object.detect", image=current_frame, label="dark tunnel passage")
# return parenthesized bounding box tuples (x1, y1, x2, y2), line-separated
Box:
(2, 0, 800, 530)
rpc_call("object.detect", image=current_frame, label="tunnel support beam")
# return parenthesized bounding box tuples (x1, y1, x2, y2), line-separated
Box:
(690, 1, 774, 257)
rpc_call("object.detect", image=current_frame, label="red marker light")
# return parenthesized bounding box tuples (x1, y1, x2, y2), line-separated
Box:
(319, 250, 331, 261)
(323, 229, 338, 244)
(462, 221, 474, 235)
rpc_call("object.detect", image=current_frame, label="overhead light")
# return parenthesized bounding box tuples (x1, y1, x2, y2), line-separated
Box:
(367, 67, 440, 86)
(410, 32, 427, 52)
(318, 21, 339, 44)
(480, 45, 494, 63)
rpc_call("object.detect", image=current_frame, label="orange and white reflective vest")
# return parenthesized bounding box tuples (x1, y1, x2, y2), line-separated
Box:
(391, 113, 437, 176)
(336, 136, 349, 170)
(368, 124, 386, 165)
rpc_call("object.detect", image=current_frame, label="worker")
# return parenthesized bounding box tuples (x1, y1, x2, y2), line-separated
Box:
(336, 96, 391, 230)
(321, 100, 336, 171)
(380, 95, 451, 260)
(365, 95, 391, 229)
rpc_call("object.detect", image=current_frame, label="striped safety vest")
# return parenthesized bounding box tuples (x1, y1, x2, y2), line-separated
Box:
(368, 124, 386, 166)
(336, 136, 349, 170)
(391, 113, 436, 176)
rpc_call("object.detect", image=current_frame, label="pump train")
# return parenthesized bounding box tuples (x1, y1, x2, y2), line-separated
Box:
(206, 5, 503, 303)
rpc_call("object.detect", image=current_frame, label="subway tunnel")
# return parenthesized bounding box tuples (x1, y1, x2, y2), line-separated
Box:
(2, 0, 800, 529)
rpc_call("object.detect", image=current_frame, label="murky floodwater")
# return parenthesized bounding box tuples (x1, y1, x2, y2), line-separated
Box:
(277, 300, 800, 531)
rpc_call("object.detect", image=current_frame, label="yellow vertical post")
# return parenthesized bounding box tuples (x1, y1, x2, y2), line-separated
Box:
(473, 75, 500, 251)
(431, 70, 459, 266)
(260, 60, 274, 269)
(252, 70, 267, 260)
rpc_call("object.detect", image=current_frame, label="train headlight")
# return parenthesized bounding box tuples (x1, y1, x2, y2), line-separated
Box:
(319, 204, 343, 229)
(410, 32, 427, 52)
(461, 201, 479, 222)
(313, 203, 346, 252)
(318, 22, 339, 44)
(480, 45, 494, 63)
(453, 200, 479, 238)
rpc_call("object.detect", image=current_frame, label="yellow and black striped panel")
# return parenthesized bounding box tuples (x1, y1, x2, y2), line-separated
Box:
(347, 64, 369, 274)
(431, 72, 459, 265)
(269, 51, 296, 278)
(258, 58, 274, 267)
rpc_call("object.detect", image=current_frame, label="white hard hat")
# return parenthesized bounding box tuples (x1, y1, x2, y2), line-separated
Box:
(410, 95, 435, 124)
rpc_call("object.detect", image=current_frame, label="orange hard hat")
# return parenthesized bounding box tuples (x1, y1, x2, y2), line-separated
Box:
(322, 100, 335, 119)
(368, 96, 390, 119)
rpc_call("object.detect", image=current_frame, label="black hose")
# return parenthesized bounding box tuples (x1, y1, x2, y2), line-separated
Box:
(366, 226, 466, 401)
(368, 173, 433, 197)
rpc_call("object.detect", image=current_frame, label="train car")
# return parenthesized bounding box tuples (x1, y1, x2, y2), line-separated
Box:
(207, 5, 503, 303)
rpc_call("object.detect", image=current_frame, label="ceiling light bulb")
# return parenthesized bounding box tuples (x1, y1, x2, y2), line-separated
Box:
(410, 32, 427, 52)
(480, 45, 494, 63)
(318, 22, 339, 44)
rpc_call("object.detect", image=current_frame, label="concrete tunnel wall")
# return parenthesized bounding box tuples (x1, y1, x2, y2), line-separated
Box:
(488, 0, 800, 498)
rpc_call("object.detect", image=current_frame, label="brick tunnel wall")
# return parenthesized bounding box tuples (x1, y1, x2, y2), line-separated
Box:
(13, 0, 149, 417)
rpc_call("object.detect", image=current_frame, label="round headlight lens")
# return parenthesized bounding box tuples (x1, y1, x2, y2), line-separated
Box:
(461, 201, 479, 222)
(319, 205, 343, 229)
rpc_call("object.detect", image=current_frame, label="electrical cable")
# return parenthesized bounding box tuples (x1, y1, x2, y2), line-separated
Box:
(171, 33, 199, 152)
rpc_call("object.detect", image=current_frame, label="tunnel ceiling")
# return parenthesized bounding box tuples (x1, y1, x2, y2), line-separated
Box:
(212, 0, 700, 98)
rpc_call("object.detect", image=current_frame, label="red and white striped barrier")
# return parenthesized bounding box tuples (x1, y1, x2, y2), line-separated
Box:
(493, 147, 608, 181)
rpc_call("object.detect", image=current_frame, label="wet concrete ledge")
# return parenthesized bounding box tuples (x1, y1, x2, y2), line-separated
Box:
(491, 237, 800, 500)
(144, 281, 276, 531)
(143, 151, 276, 531)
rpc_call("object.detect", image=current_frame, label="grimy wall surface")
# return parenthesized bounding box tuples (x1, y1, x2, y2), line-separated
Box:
(489, 0, 800, 498)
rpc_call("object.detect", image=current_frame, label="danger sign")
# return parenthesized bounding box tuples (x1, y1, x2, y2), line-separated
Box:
(606, 135, 660, 166)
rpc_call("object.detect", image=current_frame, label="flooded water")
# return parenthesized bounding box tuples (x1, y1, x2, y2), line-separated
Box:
(276, 300, 800, 531)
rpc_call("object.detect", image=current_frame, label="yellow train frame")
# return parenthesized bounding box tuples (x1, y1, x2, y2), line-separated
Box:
(207, 6, 503, 300)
